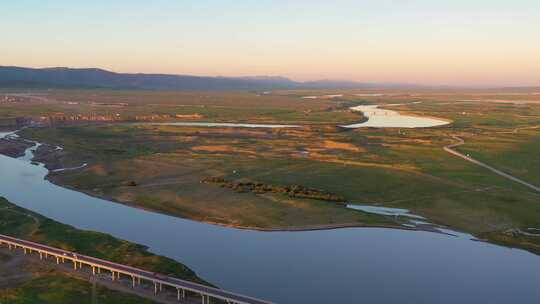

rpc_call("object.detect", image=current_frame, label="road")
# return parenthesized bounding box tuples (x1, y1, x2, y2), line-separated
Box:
(444, 136, 540, 193)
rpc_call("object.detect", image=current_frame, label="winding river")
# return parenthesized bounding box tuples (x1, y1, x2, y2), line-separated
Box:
(1, 132, 540, 304)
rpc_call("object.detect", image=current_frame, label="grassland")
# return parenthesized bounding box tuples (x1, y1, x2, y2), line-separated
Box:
(3, 88, 540, 255)
(19, 124, 403, 230)
(0, 269, 155, 304)
(0, 89, 362, 124)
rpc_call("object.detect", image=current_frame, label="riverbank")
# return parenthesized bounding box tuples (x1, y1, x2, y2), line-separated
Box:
(0, 129, 506, 241)
(8, 125, 404, 231)
(0, 197, 207, 284)
(0, 135, 481, 237)
(0, 197, 216, 304)
(0, 135, 34, 158)
(43, 174, 406, 233)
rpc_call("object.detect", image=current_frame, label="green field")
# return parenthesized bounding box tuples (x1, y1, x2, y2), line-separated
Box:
(0, 89, 363, 124)
(5, 88, 540, 256)
(0, 273, 154, 304)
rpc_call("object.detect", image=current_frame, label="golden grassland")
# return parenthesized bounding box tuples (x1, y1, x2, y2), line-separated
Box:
(0, 89, 363, 124)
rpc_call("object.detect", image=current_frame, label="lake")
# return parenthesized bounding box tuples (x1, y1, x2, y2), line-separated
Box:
(343, 105, 450, 128)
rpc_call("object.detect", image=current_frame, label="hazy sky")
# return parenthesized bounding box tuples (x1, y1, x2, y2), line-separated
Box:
(2, 1, 539, 86)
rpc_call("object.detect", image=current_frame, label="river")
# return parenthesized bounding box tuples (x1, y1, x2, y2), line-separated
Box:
(1, 132, 539, 304)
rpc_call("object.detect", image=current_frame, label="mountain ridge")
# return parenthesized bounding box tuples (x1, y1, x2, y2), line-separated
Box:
(0, 66, 407, 90)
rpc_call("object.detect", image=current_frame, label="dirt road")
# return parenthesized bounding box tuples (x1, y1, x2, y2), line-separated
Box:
(444, 136, 540, 193)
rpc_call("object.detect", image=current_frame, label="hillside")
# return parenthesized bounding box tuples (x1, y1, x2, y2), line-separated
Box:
(0, 66, 390, 90)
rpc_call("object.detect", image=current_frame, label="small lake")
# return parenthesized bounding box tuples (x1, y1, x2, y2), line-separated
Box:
(1, 132, 539, 304)
(144, 122, 300, 128)
(343, 105, 450, 128)
(132, 105, 449, 130)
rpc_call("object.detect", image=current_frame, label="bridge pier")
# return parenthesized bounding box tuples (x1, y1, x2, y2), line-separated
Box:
(177, 288, 186, 301)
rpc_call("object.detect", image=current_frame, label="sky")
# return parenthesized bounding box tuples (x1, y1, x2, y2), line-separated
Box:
(1, 0, 540, 86)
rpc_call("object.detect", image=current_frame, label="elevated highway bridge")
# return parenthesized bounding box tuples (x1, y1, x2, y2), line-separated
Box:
(0, 233, 274, 304)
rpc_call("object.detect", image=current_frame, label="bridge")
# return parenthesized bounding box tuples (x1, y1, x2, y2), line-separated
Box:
(0, 233, 274, 304)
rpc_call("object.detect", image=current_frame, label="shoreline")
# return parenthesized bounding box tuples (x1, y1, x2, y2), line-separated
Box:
(45, 173, 414, 233)
(378, 103, 454, 124)
(2, 130, 442, 234)
(390, 109, 454, 124)
(0, 197, 212, 289)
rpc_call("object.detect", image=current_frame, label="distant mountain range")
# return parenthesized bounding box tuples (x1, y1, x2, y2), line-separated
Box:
(0, 66, 410, 90)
